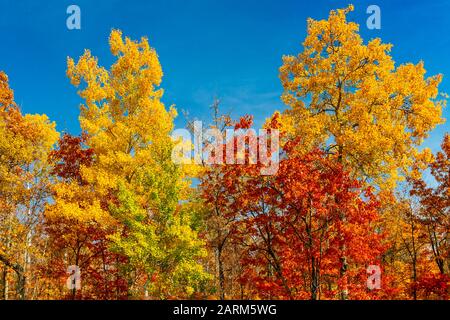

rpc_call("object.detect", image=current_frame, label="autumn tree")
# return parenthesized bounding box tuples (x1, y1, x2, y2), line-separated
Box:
(279, 5, 445, 188)
(66, 30, 209, 299)
(277, 5, 445, 298)
(192, 99, 242, 299)
(0, 71, 58, 299)
(409, 134, 450, 299)
(42, 133, 128, 299)
(199, 113, 388, 300)
(380, 190, 433, 299)
(235, 152, 385, 300)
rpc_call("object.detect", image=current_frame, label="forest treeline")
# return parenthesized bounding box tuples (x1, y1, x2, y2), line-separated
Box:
(0, 6, 448, 300)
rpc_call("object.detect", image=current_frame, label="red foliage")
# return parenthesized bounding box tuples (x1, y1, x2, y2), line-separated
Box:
(49, 133, 94, 183)
(201, 122, 389, 299)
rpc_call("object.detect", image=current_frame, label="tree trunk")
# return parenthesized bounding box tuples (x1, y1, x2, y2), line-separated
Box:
(216, 246, 226, 300)
(0, 266, 8, 300)
(412, 258, 417, 300)
(16, 272, 26, 300)
(311, 257, 319, 300)
(0, 254, 25, 300)
(337, 144, 349, 300)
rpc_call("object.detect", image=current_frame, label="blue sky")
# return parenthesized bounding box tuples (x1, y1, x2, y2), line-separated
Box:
(0, 0, 448, 153)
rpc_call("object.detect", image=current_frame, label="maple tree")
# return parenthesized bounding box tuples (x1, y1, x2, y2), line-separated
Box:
(408, 134, 450, 298)
(276, 5, 446, 298)
(200, 115, 388, 300)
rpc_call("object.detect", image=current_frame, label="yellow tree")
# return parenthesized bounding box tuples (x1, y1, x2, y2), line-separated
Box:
(43, 133, 121, 300)
(66, 30, 209, 299)
(0, 71, 58, 299)
(277, 6, 445, 298)
(279, 5, 445, 190)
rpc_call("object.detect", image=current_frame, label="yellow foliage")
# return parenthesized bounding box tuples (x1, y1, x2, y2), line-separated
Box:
(278, 6, 446, 190)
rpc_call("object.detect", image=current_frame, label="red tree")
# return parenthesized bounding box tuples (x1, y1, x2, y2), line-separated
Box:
(201, 115, 389, 299)
(42, 133, 127, 299)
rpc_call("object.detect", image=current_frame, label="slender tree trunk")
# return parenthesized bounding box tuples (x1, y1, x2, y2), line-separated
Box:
(23, 229, 32, 299)
(1, 216, 12, 300)
(115, 257, 120, 299)
(16, 272, 26, 300)
(410, 213, 417, 300)
(337, 145, 349, 300)
(0, 254, 25, 299)
(311, 257, 319, 300)
(338, 213, 349, 300)
(216, 246, 226, 300)
(412, 257, 417, 300)
(240, 282, 244, 300)
(267, 248, 293, 299)
(0, 267, 7, 300)
(72, 246, 81, 300)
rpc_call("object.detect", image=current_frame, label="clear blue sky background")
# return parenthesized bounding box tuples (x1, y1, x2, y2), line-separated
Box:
(0, 0, 448, 153)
